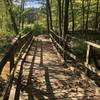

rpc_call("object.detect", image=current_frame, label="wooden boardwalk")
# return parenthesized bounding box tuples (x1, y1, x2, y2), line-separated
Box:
(1, 35, 100, 100)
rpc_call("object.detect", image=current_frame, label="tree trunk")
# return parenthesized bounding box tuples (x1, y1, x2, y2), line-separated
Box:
(85, 0, 91, 32)
(46, 0, 53, 30)
(82, 0, 85, 32)
(46, 0, 50, 33)
(58, 0, 62, 36)
(70, 0, 75, 32)
(64, 0, 69, 38)
(4, 0, 19, 34)
(21, 0, 25, 30)
(55, 8, 58, 32)
(61, 0, 64, 36)
(95, 0, 99, 31)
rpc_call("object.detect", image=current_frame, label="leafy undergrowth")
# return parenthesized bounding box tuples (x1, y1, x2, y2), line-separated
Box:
(0, 33, 15, 58)
(21, 23, 47, 36)
(71, 31, 100, 43)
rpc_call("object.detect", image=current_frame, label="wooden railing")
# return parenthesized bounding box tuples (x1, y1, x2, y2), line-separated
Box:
(85, 41, 100, 76)
(50, 30, 100, 76)
(0, 31, 33, 74)
(50, 30, 77, 61)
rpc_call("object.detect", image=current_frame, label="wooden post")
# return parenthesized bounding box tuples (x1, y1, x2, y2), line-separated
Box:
(86, 45, 92, 65)
(85, 44, 92, 75)
(10, 47, 14, 73)
(40, 41, 43, 66)
(63, 39, 67, 65)
(92, 49, 100, 70)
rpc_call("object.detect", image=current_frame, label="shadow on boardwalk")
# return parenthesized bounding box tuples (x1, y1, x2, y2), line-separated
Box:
(12, 39, 56, 100)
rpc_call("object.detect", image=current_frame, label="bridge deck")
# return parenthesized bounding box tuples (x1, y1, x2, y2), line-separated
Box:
(6, 35, 99, 100)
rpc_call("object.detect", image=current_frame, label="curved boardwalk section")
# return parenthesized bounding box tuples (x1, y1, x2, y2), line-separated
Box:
(5, 35, 100, 100)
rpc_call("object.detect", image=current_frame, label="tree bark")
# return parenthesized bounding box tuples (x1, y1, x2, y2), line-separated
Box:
(64, 0, 69, 38)
(46, 0, 50, 33)
(61, 0, 64, 35)
(21, 0, 25, 30)
(95, 0, 99, 31)
(46, 0, 53, 30)
(82, 0, 85, 32)
(70, 0, 75, 32)
(4, 0, 19, 34)
(85, 0, 91, 32)
(58, 0, 62, 36)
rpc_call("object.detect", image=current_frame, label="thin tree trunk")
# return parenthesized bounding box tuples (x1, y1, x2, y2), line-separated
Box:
(46, 0, 50, 33)
(58, 0, 62, 36)
(95, 0, 99, 31)
(4, 0, 19, 34)
(21, 0, 25, 30)
(64, 0, 69, 38)
(46, 11, 50, 33)
(61, 0, 64, 36)
(70, 0, 75, 32)
(55, 9, 58, 32)
(56, 6, 59, 34)
(47, 0, 52, 30)
(82, 0, 85, 32)
(85, 0, 91, 32)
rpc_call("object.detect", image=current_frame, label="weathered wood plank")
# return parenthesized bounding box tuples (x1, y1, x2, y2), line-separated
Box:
(86, 41, 100, 49)
(86, 45, 92, 65)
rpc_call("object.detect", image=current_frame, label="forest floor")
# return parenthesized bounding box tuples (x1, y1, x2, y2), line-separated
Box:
(0, 35, 100, 100)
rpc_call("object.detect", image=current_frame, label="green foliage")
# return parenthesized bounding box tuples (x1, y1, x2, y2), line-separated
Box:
(50, 0, 100, 31)
(32, 23, 47, 36)
(20, 23, 46, 36)
(75, 44, 86, 58)
(21, 27, 32, 34)
(0, 0, 14, 33)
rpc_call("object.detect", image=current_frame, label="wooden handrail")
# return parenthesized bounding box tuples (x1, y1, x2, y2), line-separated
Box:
(0, 32, 33, 74)
(50, 30, 77, 61)
(86, 41, 100, 49)
(85, 41, 100, 76)
(0, 35, 21, 74)
(50, 29, 84, 43)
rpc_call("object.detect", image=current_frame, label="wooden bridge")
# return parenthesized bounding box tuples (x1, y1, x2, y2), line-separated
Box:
(0, 31, 100, 100)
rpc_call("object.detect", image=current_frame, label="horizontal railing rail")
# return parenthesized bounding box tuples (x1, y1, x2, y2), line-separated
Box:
(0, 31, 33, 74)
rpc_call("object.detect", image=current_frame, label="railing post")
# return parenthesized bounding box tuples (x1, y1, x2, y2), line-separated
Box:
(85, 44, 92, 75)
(63, 39, 67, 65)
(86, 45, 92, 65)
(9, 47, 14, 73)
(40, 41, 43, 66)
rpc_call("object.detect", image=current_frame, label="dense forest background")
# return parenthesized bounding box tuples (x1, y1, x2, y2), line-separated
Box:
(46, 0, 100, 39)
(0, 0, 100, 57)
(0, 0, 99, 34)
